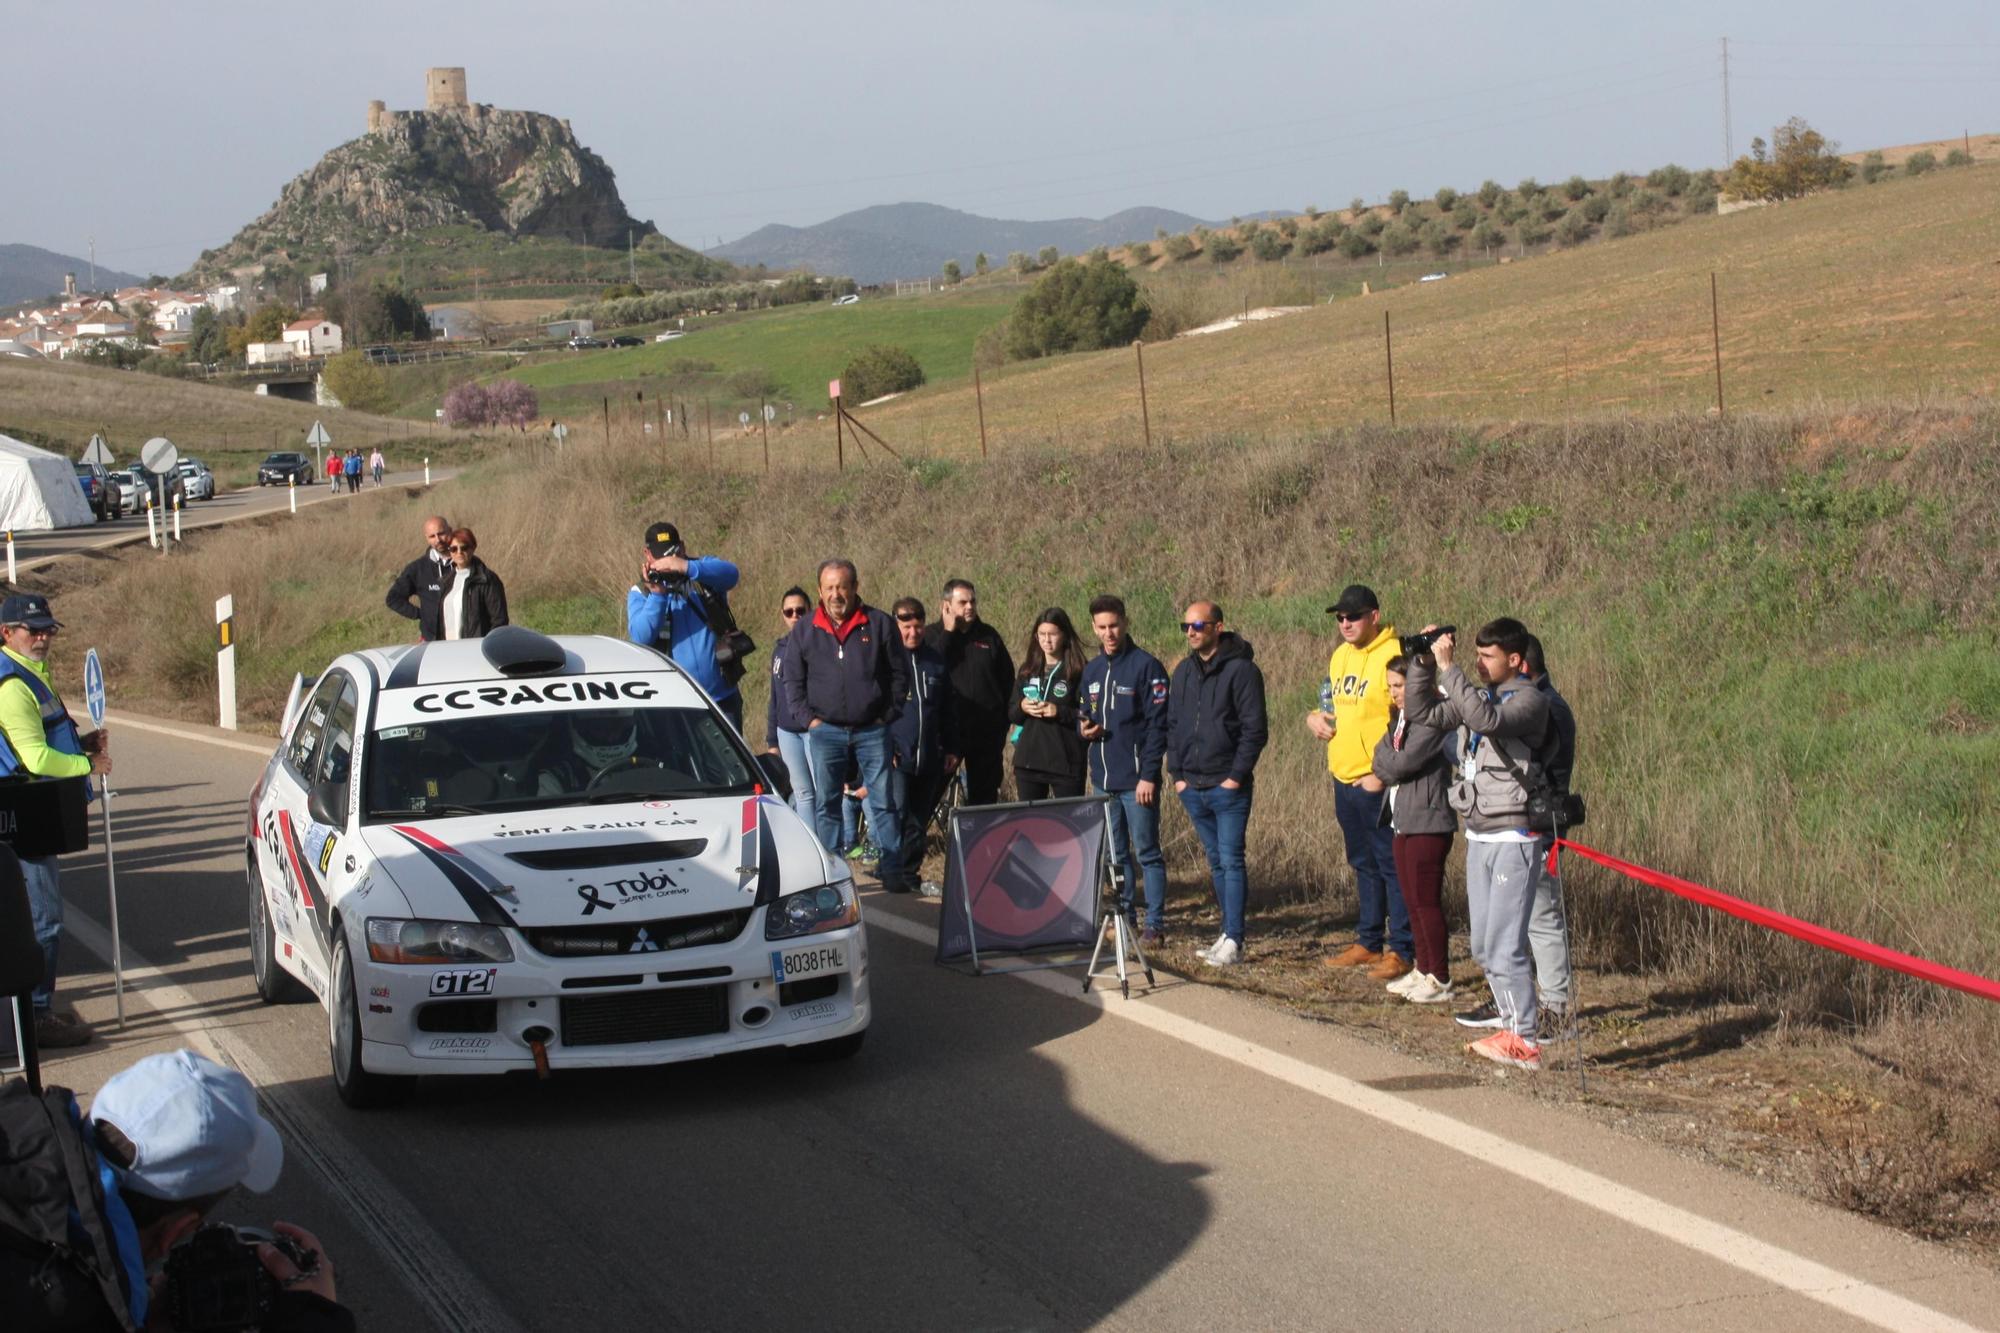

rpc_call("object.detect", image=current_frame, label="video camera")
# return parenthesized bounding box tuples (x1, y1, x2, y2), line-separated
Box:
(1399, 624, 1455, 658)
(160, 1223, 318, 1332)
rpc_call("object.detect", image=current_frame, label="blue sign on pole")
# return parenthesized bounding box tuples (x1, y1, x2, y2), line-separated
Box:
(83, 648, 106, 728)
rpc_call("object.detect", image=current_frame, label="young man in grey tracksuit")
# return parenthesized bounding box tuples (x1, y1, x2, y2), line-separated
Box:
(1403, 617, 1553, 1071)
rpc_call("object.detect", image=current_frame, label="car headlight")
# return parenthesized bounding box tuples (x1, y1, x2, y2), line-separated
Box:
(366, 917, 514, 964)
(764, 882, 859, 941)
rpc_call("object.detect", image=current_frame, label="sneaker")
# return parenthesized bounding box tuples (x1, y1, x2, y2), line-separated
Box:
(1386, 967, 1426, 996)
(1322, 943, 1382, 969)
(1367, 951, 1414, 982)
(1404, 973, 1455, 1004)
(1453, 1001, 1506, 1029)
(33, 1009, 94, 1049)
(917, 880, 943, 899)
(1467, 1030, 1542, 1071)
(1195, 933, 1228, 963)
(1536, 1002, 1578, 1042)
(854, 842, 881, 866)
(1203, 937, 1242, 967)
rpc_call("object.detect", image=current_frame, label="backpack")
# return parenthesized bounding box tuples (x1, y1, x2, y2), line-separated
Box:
(0, 1082, 137, 1332)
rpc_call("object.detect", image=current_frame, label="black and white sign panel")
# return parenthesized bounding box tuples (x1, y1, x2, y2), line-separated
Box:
(936, 796, 1106, 966)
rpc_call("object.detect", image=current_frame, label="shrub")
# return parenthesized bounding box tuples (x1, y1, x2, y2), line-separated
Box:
(1452, 202, 1479, 231)
(1248, 227, 1291, 261)
(1206, 230, 1244, 263)
(1539, 196, 1569, 222)
(1944, 148, 1974, 168)
(839, 344, 926, 400)
(1646, 163, 1691, 196)
(1685, 189, 1717, 216)
(1303, 203, 1321, 219)
(1003, 257, 1149, 361)
(1516, 215, 1551, 247)
(974, 253, 989, 275)
(1297, 219, 1339, 256)
(1337, 229, 1377, 260)
(1477, 179, 1503, 207)
(1904, 150, 1938, 176)
(1434, 186, 1458, 211)
(1387, 189, 1410, 214)
(319, 351, 390, 413)
(1607, 171, 1633, 198)
(1553, 210, 1592, 247)
(1356, 211, 1386, 237)
(1347, 195, 1366, 216)
(1858, 151, 1888, 183)
(1162, 232, 1197, 262)
(1470, 218, 1504, 253)
(1580, 194, 1610, 223)
(1516, 176, 1540, 199)
(443, 380, 490, 427)
(1038, 245, 1061, 267)
(1562, 174, 1591, 201)
(1630, 187, 1669, 215)
(1127, 241, 1153, 264)
(1276, 216, 1300, 238)
(1009, 251, 1033, 275)
(600, 282, 644, 301)
(487, 380, 539, 429)
(1497, 199, 1527, 225)
(941, 260, 962, 285)
(1726, 117, 1853, 199)
(1379, 221, 1420, 256)
(1420, 219, 1458, 256)
(1603, 204, 1635, 238)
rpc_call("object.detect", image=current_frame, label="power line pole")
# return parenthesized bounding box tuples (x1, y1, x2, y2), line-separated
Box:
(88, 236, 96, 291)
(1720, 37, 1734, 165)
(628, 230, 636, 285)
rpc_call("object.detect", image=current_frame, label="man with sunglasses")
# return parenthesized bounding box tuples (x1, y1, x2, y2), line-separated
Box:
(0, 592, 111, 1048)
(383, 514, 455, 641)
(1311, 584, 1415, 981)
(1165, 602, 1267, 967)
(765, 587, 819, 827)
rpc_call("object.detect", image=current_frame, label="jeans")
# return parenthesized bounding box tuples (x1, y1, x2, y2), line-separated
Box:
(1332, 781, 1412, 958)
(1104, 788, 1167, 930)
(840, 792, 864, 853)
(807, 724, 900, 886)
(1177, 783, 1252, 944)
(775, 729, 819, 830)
(21, 854, 62, 1012)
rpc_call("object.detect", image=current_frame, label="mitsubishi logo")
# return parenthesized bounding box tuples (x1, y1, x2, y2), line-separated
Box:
(629, 928, 661, 953)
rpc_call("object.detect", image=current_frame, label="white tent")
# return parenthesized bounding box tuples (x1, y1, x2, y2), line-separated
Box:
(0, 432, 95, 530)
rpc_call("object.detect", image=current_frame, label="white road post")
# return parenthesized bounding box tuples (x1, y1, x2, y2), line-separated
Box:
(5, 530, 14, 585)
(145, 502, 158, 549)
(216, 595, 237, 730)
(424, 457, 431, 486)
(289, 474, 297, 513)
(172, 494, 182, 542)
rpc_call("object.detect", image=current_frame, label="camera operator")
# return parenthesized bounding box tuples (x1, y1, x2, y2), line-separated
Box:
(2, 1049, 352, 1331)
(1403, 618, 1553, 1073)
(1523, 633, 1579, 1041)
(626, 520, 746, 734)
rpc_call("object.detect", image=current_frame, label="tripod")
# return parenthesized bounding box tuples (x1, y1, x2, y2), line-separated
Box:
(1084, 865, 1154, 999)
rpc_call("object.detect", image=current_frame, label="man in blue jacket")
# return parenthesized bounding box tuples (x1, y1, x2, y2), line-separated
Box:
(784, 559, 909, 889)
(887, 597, 957, 895)
(626, 520, 744, 733)
(1166, 601, 1267, 968)
(1078, 594, 1171, 944)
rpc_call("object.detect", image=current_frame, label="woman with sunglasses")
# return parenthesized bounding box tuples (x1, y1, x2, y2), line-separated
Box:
(439, 527, 509, 640)
(766, 586, 819, 826)
(1007, 607, 1087, 800)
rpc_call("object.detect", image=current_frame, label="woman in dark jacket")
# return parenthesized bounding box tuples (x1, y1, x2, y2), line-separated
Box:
(441, 527, 509, 640)
(1007, 607, 1087, 799)
(1369, 655, 1458, 1003)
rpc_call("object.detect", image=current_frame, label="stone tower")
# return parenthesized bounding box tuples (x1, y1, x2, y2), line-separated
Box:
(425, 67, 468, 111)
(366, 99, 386, 133)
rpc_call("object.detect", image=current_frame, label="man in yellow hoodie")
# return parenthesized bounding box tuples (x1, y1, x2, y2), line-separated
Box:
(1306, 585, 1413, 979)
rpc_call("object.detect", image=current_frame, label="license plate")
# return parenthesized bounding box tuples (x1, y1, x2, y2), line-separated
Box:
(771, 942, 846, 984)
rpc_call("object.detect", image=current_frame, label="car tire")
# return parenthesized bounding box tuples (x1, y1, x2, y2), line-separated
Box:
(788, 1029, 866, 1063)
(249, 850, 311, 1005)
(329, 932, 416, 1109)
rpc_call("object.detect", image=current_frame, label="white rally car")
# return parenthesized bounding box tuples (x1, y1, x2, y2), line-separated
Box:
(244, 628, 869, 1108)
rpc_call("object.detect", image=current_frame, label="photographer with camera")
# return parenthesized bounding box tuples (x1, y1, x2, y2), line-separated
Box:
(1523, 633, 1580, 1040)
(626, 520, 749, 735)
(1402, 618, 1555, 1072)
(1, 1049, 353, 1331)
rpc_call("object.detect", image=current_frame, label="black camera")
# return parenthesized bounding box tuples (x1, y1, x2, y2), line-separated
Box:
(645, 568, 688, 591)
(1400, 624, 1456, 657)
(160, 1223, 316, 1332)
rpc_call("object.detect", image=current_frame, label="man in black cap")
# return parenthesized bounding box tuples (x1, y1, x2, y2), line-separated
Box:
(626, 520, 746, 733)
(384, 514, 455, 641)
(0, 591, 111, 1048)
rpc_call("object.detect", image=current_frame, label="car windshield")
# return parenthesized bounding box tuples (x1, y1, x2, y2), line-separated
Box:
(363, 706, 759, 822)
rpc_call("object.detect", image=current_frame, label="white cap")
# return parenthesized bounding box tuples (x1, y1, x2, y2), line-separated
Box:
(88, 1050, 283, 1200)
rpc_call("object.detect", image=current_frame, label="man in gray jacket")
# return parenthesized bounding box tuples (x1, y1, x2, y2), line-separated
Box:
(1404, 617, 1552, 1071)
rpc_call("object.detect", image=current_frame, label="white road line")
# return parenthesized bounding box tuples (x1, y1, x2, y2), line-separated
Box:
(104, 713, 275, 755)
(864, 910, 1983, 1333)
(62, 912, 526, 1333)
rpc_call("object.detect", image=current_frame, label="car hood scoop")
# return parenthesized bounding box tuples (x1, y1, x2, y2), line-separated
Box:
(504, 839, 707, 871)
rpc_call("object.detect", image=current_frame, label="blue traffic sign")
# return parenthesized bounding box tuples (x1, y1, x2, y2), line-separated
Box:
(83, 648, 106, 728)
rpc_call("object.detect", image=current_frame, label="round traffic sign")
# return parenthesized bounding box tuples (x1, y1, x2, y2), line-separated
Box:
(739, 412, 751, 426)
(83, 648, 106, 728)
(763, 404, 777, 422)
(140, 436, 179, 473)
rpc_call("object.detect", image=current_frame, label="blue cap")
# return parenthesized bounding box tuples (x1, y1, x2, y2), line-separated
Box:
(88, 1050, 283, 1200)
(0, 593, 59, 630)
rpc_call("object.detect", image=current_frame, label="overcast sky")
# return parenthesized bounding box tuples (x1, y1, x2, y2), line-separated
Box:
(9, 1, 1995, 275)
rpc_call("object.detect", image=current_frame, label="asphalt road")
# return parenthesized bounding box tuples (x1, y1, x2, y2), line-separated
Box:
(13, 468, 457, 573)
(26, 715, 2000, 1332)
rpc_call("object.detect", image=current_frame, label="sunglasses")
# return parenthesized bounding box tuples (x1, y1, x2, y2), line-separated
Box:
(1180, 620, 1215, 633)
(781, 607, 808, 619)
(1334, 612, 1369, 624)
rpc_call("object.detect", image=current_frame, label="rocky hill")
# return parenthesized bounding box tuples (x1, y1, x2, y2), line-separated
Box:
(183, 103, 667, 285)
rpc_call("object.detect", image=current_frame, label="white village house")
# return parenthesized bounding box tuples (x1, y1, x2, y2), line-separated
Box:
(246, 341, 295, 366)
(282, 317, 343, 357)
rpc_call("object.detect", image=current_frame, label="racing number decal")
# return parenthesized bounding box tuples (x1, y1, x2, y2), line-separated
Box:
(430, 968, 496, 996)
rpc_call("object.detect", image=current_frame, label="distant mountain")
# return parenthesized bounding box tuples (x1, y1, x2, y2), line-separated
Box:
(0, 244, 142, 306)
(710, 203, 1214, 284)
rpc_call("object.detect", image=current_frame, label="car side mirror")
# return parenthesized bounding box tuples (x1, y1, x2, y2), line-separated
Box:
(306, 780, 345, 828)
(755, 752, 794, 801)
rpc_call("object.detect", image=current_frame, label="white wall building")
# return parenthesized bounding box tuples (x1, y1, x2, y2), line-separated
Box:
(282, 317, 343, 357)
(246, 340, 294, 366)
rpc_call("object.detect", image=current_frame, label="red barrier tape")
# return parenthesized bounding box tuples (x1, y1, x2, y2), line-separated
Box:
(1550, 839, 2000, 1005)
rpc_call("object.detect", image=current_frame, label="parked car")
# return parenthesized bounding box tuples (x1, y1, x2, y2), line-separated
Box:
(117, 465, 185, 512)
(176, 457, 217, 501)
(566, 335, 607, 350)
(608, 335, 644, 348)
(363, 345, 402, 365)
(653, 331, 687, 342)
(832, 294, 860, 306)
(258, 451, 316, 486)
(73, 462, 116, 522)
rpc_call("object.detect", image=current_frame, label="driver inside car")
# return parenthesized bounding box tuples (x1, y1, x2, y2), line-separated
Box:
(537, 711, 641, 796)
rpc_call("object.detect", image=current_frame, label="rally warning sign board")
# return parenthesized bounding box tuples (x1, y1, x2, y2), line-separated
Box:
(935, 795, 1107, 969)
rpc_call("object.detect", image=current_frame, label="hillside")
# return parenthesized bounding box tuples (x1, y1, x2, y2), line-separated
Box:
(711, 203, 1211, 284)
(0, 244, 141, 307)
(858, 162, 1999, 451)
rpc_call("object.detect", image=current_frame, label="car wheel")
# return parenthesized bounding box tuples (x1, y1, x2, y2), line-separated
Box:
(789, 1029, 866, 1063)
(249, 850, 310, 1004)
(329, 932, 416, 1109)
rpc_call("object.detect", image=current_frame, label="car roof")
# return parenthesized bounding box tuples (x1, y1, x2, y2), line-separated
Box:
(350, 634, 710, 720)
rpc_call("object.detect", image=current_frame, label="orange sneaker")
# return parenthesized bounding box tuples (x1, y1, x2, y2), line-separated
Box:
(1466, 1030, 1542, 1071)
(1366, 951, 1413, 982)
(1322, 943, 1382, 969)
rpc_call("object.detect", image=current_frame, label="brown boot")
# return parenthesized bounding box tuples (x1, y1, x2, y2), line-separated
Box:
(34, 1009, 95, 1049)
(1366, 951, 1413, 982)
(1322, 943, 1382, 969)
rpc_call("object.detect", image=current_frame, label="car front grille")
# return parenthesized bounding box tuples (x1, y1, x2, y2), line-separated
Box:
(560, 985, 730, 1047)
(523, 908, 752, 958)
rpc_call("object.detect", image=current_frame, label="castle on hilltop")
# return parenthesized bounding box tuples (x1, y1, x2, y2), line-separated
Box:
(367, 67, 472, 133)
